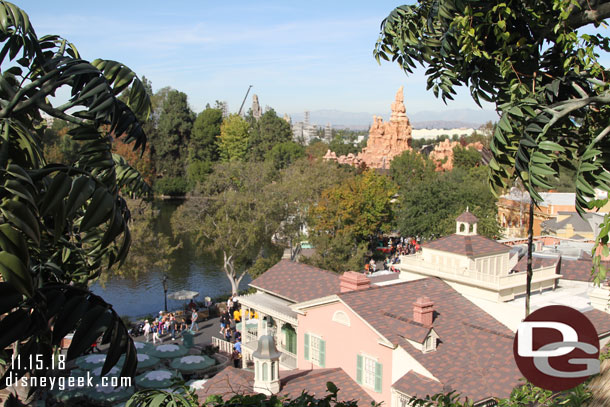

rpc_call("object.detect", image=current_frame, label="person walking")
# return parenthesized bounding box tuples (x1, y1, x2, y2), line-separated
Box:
(190, 308, 199, 332)
(143, 320, 151, 342)
(170, 314, 177, 340)
(152, 321, 161, 344)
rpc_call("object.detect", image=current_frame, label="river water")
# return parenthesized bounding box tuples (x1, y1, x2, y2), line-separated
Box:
(90, 200, 252, 318)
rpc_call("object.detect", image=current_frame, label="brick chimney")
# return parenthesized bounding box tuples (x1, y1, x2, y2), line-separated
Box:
(340, 271, 371, 293)
(413, 296, 434, 326)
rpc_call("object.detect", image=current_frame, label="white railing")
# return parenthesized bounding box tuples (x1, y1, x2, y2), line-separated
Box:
(400, 255, 561, 289)
(212, 337, 234, 354)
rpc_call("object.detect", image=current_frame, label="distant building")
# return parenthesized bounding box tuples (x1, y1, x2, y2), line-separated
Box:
(497, 189, 610, 238)
(324, 123, 332, 141)
(291, 111, 318, 145)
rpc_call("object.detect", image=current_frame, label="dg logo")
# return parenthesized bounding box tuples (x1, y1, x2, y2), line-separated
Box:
(513, 305, 600, 391)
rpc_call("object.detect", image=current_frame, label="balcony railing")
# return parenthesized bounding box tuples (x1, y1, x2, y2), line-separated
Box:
(400, 254, 559, 290)
(212, 336, 234, 354)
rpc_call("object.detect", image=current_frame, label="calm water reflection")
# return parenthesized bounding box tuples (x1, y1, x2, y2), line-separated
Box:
(91, 200, 251, 318)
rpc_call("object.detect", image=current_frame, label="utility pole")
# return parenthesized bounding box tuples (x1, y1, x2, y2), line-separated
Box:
(238, 85, 253, 116)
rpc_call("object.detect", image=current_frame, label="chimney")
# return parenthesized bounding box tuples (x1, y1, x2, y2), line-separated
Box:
(340, 271, 371, 293)
(413, 296, 434, 326)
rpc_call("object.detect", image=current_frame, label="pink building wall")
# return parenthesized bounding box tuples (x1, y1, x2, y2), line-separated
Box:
(297, 301, 394, 405)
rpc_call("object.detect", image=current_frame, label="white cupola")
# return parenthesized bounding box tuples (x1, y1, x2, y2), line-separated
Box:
(455, 207, 478, 236)
(252, 335, 281, 395)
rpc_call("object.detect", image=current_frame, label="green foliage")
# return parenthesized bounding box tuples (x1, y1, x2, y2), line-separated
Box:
(186, 159, 213, 186)
(306, 170, 396, 272)
(0, 2, 152, 393)
(306, 141, 331, 159)
(248, 108, 293, 161)
(218, 114, 250, 162)
(311, 170, 397, 241)
(171, 161, 276, 293)
(109, 200, 181, 281)
(190, 106, 222, 163)
(395, 167, 499, 239)
(374, 0, 610, 282)
(127, 387, 199, 407)
(389, 149, 435, 191)
(154, 90, 195, 178)
(304, 231, 370, 273)
(329, 129, 367, 156)
(498, 381, 591, 407)
(452, 146, 481, 169)
(203, 381, 372, 407)
(265, 141, 305, 170)
(154, 177, 189, 196)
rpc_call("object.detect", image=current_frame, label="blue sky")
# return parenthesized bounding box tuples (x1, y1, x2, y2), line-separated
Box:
(25, 1, 500, 117)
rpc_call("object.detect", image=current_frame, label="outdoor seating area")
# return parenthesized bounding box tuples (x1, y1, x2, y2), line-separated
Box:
(49, 340, 217, 406)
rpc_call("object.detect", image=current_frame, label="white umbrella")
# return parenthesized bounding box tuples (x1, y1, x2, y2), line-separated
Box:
(167, 290, 199, 301)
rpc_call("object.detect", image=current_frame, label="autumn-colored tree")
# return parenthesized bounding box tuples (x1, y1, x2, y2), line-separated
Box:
(218, 114, 250, 162)
(112, 137, 154, 184)
(306, 170, 396, 272)
(311, 170, 396, 241)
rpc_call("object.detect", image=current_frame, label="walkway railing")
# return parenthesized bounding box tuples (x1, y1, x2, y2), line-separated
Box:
(212, 336, 234, 354)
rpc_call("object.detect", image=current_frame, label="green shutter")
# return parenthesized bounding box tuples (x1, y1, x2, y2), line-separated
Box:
(319, 339, 326, 367)
(356, 354, 363, 384)
(374, 361, 382, 393)
(304, 333, 310, 361)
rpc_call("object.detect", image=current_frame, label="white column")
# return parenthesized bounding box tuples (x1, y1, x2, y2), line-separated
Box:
(258, 312, 265, 337)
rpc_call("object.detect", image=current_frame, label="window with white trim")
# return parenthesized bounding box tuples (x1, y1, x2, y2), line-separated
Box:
(304, 332, 326, 367)
(310, 334, 323, 366)
(363, 355, 377, 388)
(356, 354, 382, 392)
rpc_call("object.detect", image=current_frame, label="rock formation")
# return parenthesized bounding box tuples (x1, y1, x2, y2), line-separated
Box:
(252, 94, 262, 120)
(324, 86, 412, 169)
(429, 140, 485, 171)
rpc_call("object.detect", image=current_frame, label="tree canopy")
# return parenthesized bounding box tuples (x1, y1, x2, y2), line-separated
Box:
(154, 90, 195, 178)
(218, 114, 250, 162)
(248, 108, 292, 161)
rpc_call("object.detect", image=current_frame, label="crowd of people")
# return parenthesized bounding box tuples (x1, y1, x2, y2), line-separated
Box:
(365, 236, 422, 275)
(141, 299, 203, 344)
(222, 294, 245, 368)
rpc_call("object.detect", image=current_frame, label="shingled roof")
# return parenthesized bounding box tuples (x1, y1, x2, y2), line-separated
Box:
(583, 309, 610, 337)
(249, 260, 341, 303)
(392, 371, 444, 399)
(424, 234, 511, 257)
(511, 256, 558, 273)
(196, 366, 374, 404)
(456, 210, 478, 223)
(558, 258, 594, 282)
(338, 278, 521, 402)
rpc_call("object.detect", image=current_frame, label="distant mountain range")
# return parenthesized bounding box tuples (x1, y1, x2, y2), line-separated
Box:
(285, 108, 499, 130)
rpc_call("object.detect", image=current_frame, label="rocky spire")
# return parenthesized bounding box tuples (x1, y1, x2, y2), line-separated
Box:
(252, 94, 262, 120)
(390, 86, 408, 123)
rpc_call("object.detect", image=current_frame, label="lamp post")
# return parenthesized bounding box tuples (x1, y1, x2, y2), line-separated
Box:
(162, 274, 168, 312)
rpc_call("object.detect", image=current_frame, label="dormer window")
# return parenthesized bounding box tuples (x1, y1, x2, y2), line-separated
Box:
(422, 330, 439, 353)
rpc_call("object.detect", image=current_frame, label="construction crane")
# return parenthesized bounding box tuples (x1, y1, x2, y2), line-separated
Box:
(238, 85, 253, 116)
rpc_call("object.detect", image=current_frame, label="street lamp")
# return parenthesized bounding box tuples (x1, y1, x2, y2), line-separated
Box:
(162, 274, 168, 312)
